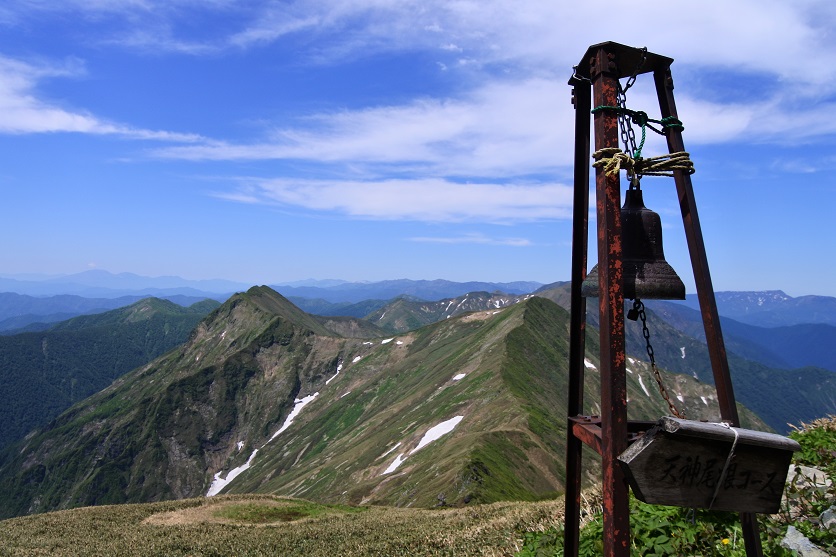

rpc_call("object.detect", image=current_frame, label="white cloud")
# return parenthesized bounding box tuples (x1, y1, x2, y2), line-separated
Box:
(215, 177, 573, 222)
(0, 55, 204, 141)
(6, 1, 836, 193)
(156, 77, 574, 175)
(5, 1, 835, 91)
(6, 1, 836, 148)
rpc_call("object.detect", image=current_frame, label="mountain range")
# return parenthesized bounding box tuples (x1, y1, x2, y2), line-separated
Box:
(676, 290, 836, 327)
(0, 286, 771, 519)
(647, 300, 836, 373)
(0, 277, 834, 520)
(0, 271, 544, 330)
(0, 270, 541, 300)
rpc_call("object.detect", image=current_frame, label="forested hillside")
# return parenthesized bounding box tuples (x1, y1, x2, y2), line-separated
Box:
(0, 298, 218, 449)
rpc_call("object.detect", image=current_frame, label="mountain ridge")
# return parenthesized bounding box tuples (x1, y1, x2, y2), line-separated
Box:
(0, 287, 757, 518)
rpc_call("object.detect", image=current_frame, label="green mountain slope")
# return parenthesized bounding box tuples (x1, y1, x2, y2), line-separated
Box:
(0, 288, 763, 519)
(0, 297, 218, 450)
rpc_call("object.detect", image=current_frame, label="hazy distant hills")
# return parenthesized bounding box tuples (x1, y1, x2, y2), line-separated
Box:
(365, 291, 534, 333)
(273, 279, 543, 304)
(0, 270, 246, 299)
(0, 287, 759, 518)
(0, 297, 219, 450)
(0, 292, 216, 333)
(536, 284, 836, 433)
(648, 300, 836, 373)
(0, 272, 544, 330)
(677, 290, 836, 327)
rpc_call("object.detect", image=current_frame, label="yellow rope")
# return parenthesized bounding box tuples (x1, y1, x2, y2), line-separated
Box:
(592, 148, 695, 178)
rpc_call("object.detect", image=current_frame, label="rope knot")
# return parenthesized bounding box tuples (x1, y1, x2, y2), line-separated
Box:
(591, 148, 695, 178)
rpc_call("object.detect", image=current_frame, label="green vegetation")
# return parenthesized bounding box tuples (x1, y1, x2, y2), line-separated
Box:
(517, 416, 836, 556)
(0, 297, 217, 449)
(4, 414, 829, 557)
(783, 416, 836, 553)
(0, 495, 564, 556)
(212, 499, 365, 523)
(0, 289, 774, 519)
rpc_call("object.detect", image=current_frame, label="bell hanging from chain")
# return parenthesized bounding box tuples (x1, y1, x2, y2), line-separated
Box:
(582, 183, 686, 300)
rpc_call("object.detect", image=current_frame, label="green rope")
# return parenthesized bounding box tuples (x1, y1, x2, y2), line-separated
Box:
(591, 105, 684, 159)
(590, 105, 684, 131)
(592, 147, 695, 178)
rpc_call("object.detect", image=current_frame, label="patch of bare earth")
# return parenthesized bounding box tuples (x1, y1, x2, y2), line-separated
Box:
(142, 496, 302, 526)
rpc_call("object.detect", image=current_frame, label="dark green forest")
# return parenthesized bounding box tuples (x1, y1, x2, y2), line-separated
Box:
(0, 298, 218, 449)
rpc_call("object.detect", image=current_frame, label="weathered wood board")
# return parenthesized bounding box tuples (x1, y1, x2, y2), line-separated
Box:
(617, 417, 800, 513)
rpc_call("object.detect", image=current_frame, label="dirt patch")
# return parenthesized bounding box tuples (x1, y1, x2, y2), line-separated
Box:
(460, 310, 504, 323)
(143, 497, 310, 527)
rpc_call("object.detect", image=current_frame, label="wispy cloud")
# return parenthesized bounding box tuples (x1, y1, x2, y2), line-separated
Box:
(155, 77, 573, 176)
(214, 177, 573, 222)
(7, 1, 835, 87)
(0, 55, 204, 141)
(5, 1, 836, 145)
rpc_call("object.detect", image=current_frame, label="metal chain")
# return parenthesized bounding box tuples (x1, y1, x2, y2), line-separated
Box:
(616, 47, 647, 165)
(616, 85, 637, 159)
(617, 48, 647, 155)
(631, 299, 686, 419)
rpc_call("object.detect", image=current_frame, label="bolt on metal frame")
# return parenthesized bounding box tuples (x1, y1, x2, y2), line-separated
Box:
(564, 42, 763, 557)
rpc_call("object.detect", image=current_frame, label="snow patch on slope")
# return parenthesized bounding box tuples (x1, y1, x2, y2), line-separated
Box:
(207, 392, 319, 496)
(325, 361, 343, 385)
(381, 416, 464, 475)
(638, 375, 651, 397)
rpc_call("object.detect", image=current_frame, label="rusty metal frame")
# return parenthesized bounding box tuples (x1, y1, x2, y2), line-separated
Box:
(563, 42, 763, 557)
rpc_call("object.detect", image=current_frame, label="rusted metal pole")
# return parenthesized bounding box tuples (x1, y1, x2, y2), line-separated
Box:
(591, 45, 630, 557)
(564, 74, 592, 557)
(653, 67, 763, 557)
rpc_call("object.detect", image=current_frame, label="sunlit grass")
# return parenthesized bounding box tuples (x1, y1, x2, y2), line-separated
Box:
(0, 494, 569, 556)
(212, 500, 365, 523)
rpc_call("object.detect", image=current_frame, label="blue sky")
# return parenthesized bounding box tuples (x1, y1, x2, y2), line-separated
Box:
(1, 1, 835, 296)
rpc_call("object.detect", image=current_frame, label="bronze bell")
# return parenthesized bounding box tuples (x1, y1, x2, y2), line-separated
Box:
(582, 188, 685, 300)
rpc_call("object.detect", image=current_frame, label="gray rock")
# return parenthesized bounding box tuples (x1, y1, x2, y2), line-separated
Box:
(781, 525, 829, 557)
(821, 505, 836, 531)
(786, 465, 832, 488)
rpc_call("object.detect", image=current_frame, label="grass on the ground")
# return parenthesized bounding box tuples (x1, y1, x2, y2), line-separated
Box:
(0, 493, 571, 557)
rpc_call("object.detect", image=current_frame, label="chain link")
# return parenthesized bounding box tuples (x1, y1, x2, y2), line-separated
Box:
(616, 47, 647, 163)
(631, 299, 686, 419)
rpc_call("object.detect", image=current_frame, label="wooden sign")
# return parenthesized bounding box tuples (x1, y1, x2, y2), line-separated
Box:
(617, 417, 801, 513)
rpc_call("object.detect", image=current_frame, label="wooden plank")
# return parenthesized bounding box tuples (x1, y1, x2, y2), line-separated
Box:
(618, 420, 800, 513)
(658, 417, 801, 451)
